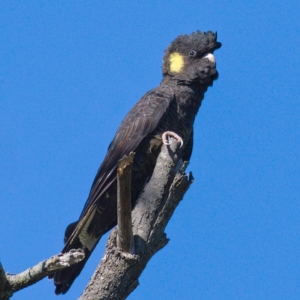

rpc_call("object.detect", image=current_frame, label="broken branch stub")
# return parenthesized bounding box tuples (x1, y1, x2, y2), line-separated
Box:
(117, 152, 135, 254)
(79, 138, 193, 300)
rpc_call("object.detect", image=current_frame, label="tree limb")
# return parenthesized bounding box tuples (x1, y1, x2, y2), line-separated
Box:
(79, 138, 193, 300)
(0, 249, 85, 299)
(117, 152, 135, 254)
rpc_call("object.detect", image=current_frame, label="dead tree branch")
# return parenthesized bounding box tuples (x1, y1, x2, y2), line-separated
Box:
(117, 152, 135, 254)
(79, 138, 193, 300)
(0, 249, 85, 300)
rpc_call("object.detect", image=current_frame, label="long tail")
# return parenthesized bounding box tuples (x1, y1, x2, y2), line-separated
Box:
(50, 216, 102, 295)
(53, 248, 91, 295)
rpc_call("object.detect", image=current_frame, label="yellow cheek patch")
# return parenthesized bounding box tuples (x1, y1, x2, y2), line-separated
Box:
(169, 52, 184, 73)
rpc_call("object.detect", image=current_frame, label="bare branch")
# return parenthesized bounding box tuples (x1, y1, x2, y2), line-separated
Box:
(79, 138, 193, 300)
(0, 249, 85, 299)
(117, 152, 135, 254)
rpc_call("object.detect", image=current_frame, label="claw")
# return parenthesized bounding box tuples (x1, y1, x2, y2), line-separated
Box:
(162, 131, 183, 148)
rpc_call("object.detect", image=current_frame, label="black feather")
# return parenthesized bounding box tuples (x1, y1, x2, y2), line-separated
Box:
(52, 30, 221, 294)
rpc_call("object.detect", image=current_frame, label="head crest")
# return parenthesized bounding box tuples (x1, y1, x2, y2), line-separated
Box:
(162, 31, 221, 75)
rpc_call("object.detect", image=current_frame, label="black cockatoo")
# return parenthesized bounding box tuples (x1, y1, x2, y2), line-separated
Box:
(51, 30, 221, 294)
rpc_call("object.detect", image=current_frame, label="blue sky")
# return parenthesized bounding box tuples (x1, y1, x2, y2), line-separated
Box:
(1, 1, 300, 299)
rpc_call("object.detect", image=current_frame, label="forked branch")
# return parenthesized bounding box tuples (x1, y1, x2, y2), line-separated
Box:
(79, 137, 193, 300)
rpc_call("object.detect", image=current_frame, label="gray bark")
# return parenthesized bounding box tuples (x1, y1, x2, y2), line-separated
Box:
(79, 138, 193, 300)
(0, 138, 193, 300)
(0, 249, 85, 300)
(117, 152, 135, 254)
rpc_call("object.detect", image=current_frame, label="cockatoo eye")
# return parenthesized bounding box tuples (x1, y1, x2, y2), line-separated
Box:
(189, 50, 197, 57)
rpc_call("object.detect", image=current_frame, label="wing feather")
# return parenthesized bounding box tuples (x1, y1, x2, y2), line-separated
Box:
(67, 85, 174, 244)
